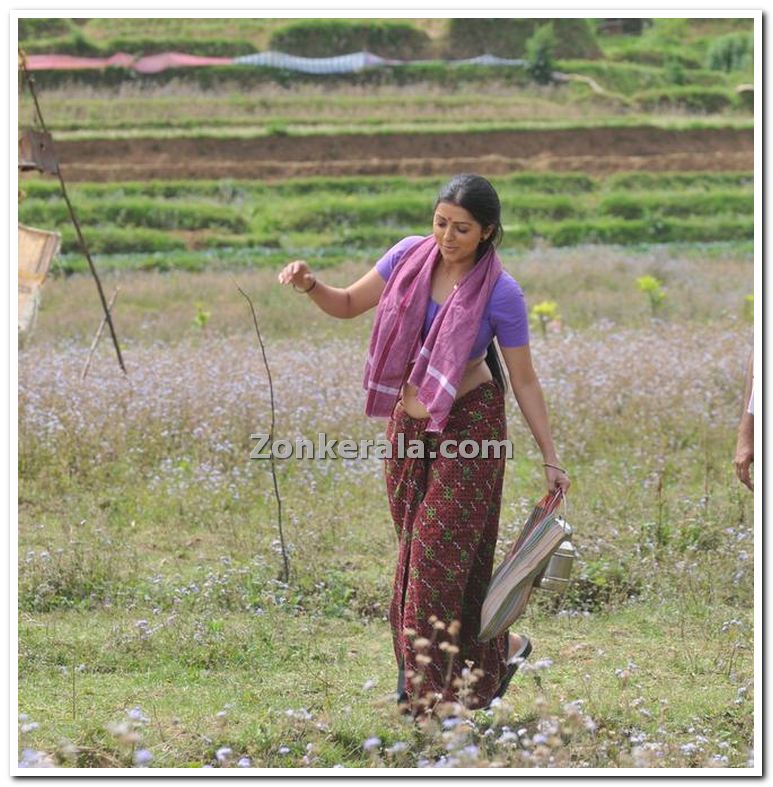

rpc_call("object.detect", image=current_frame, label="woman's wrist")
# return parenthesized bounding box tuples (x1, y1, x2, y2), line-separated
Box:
(293, 274, 317, 294)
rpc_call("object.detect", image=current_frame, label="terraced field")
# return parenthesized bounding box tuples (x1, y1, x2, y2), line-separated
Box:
(19, 170, 753, 274)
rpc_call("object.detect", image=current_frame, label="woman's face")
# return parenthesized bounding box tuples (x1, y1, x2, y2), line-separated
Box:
(432, 201, 491, 265)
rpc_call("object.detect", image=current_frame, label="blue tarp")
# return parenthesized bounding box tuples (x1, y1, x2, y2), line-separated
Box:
(234, 50, 398, 74)
(234, 50, 526, 74)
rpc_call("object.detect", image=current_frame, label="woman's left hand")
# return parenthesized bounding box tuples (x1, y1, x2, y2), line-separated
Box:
(544, 464, 570, 495)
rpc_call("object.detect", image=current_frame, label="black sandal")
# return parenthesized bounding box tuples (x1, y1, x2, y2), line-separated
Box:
(492, 635, 532, 701)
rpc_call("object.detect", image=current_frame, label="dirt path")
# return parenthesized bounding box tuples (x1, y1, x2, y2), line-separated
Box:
(55, 126, 753, 181)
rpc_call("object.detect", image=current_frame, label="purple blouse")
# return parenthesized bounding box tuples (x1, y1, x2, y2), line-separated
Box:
(374, 235, 529, 360)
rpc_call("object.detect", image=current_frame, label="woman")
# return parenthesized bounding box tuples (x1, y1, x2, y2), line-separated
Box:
(278, 174, 570, 717)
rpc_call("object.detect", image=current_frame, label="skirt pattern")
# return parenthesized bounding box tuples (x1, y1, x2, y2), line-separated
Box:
(384, 379, 509, 711)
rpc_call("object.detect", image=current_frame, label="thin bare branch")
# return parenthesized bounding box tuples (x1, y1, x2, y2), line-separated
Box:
(233, 276, 290, 584)
(81, 287, 120, 381)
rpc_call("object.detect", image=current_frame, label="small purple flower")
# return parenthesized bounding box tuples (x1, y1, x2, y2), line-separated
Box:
(363, 737, 381, 752)
(133, 749, 153, 767)
(127, 707, 149, 724)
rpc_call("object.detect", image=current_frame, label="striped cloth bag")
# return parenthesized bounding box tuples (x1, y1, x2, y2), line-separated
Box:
(479, 491, 567, 642)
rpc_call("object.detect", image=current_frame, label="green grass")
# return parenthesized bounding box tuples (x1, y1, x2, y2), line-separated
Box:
(18, 244, 755, 767)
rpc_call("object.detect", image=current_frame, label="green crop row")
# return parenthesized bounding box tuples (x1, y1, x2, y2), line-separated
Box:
(19, 197, 249, 233)
(275, 192, 581, 233)
(21, 171, 752, 204)
(49, 213, 752, 275)
(22, 187, 752, 243)
(18, 174, 598, 206)
(598, 191, 752, 220)
(535, 216, 753, 247)
(55, 226, 187, 256)
(604, 172, 753, 191)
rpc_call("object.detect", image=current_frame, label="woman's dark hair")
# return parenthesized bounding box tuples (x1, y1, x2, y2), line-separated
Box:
(435, 174, 508, 394)
(435, 173, 505, 260)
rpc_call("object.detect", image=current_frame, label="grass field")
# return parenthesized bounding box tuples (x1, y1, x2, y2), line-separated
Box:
(18, 242, 754, 768)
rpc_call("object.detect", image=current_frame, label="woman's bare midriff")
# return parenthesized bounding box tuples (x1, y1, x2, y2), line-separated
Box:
(399, 356, 493, 419)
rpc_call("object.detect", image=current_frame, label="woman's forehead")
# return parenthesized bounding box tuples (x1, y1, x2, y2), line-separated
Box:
(433, 202, 478, 224)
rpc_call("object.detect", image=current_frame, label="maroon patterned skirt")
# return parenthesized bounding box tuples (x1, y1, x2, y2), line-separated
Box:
(384, 379, 509, 713)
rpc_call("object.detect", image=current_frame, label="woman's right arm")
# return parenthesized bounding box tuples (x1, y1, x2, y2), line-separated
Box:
(277, 260, 386, 319)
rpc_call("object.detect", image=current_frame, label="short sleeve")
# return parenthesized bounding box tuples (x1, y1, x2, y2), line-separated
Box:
(374, 236, 425, 281)
(491, 274, 529, 348)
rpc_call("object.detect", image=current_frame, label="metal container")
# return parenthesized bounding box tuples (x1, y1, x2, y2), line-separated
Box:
(537, 518, 576, 593)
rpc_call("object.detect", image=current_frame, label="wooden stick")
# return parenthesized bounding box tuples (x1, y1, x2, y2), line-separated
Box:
(81, 286, 120, 381)
(20, 52, 127, 376)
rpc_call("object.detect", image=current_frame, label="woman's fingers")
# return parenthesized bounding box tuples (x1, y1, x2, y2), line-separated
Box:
(278, 262, 300, 285)
(278, 261, 308, 286)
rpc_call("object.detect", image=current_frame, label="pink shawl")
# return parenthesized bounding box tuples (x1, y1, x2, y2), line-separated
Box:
(363, 235, 503, 432)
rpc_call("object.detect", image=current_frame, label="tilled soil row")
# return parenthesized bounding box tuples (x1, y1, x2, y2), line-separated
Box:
(54, 126, 753, 182)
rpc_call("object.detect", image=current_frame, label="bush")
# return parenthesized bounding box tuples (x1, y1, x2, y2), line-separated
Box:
(706, 32, 753, 72)
(633, 86, 738, 113)
(269, 19, 432, 59)
(447, 18, 601, 59)
(663, 54, 687, 86)
(525, 22, 556, 84)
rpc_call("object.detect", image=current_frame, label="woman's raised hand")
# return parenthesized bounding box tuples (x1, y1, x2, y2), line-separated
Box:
(278, 260, 314, 291)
